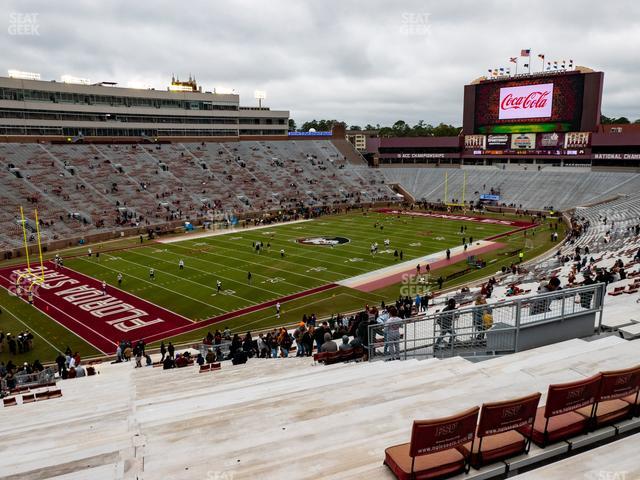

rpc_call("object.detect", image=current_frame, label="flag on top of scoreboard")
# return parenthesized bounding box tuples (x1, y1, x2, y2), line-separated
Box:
(520, 49, 531, 57)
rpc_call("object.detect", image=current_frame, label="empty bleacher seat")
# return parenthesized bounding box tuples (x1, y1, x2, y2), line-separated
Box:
(21, 393, 36, 404)
(576, 365, 640, 429)
(461, 392, 541, 468)
(384, 406, 479, 480)
(531, 374, 601, 447)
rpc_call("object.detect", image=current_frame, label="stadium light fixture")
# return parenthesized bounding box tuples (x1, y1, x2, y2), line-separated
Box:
(8, 69, 41, 80)
(254, 90, 267, 108)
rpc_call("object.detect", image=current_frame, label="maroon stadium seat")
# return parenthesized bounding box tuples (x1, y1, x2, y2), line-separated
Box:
(199, 364, 211, 373)
(35, 391, 49, 401)
(576, 365, 640, 428)
(384, 406, 479, 480)
(530, 374, 601, 447)
(48, 389, 63, 398)
(22, 393, 36, 404)
(3, 397, 18, 407)
(461, 392, 540, 468)
(211, 362, 221, 371)
(313, 352, 329, 364)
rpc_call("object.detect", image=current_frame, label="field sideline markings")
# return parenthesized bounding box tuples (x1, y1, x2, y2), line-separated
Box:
(196, 233, 375, 273)
(120, 248, 287, 301)
(163, 241, 346, 286)
(0, 302, 66, 354)
(74, 256, 228, 314)
(237, 293, 351, 331)
(261, 213, 501, 250)
(60, 260, 198, 324)
(204, 218, 495, 265)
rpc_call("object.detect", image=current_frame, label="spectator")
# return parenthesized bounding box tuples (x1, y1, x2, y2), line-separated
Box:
(435, 299, 458, 349)
(320, 332, 337, 353)
(385, 306, 401, 360)
(338, 335, 351, 352)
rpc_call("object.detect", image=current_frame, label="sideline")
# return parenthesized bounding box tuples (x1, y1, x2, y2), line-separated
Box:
(155, 219, 311, 244)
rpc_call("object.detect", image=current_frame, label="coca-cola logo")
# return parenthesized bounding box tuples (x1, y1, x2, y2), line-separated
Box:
(498, 83, 553, 120)
(501, 91, 549, 111)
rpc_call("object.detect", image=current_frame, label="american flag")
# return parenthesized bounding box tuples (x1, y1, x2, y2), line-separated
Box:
(521, 49, 531, 57)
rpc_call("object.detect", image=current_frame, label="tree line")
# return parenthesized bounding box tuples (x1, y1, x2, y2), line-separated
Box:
(290, 119, 461, 137)
(286, 115, 639, 136)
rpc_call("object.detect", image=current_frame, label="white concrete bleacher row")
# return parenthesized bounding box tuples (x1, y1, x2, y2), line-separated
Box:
(0, 141, 397, 250)
(512, 432, 640, 480)
(2, 335, 639, 479)
(380, 167, 640, 211)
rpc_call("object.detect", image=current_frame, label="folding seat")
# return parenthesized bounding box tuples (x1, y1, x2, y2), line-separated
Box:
(461, 392, 540, 468)
(35, 391, 49, 401)
(313, 352, 329, 364)
(323, 351, 343, 366)
(211, 363, 221, 371)
(530, 374, 601, 447)
(199, 364, 211, 373)
(384, 406, 479, 480)
(22, 393, 36, 404)
(47, 388, 62, 398)
(576, 365, 640, 428)
(3, 397, 17, 407)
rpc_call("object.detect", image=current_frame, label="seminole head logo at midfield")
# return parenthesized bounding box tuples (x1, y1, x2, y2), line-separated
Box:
(296, 236, 350, 246)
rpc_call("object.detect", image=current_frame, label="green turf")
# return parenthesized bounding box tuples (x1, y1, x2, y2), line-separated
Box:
(1, 210, 563, 360)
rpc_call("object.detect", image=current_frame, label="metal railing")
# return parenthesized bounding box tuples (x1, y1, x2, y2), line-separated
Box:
(367, 283, 606, 361)
(1, 367, 56, 394)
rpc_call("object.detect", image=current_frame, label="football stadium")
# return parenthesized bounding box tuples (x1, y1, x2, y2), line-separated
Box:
(1, 3, 640, 480)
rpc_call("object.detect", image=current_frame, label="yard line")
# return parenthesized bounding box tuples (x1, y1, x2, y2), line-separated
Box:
(194, 232, 377, 273)
(122, 248, 286, 300)
(75, 256, 227, 313)
(0, 302, 66, 354)
(163, 241, 345, 285)
(237, 294, 347, 331)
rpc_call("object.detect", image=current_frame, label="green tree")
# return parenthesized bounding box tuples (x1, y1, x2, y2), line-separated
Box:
(288, 119, 297, 131)
(349, 125, 362, 131)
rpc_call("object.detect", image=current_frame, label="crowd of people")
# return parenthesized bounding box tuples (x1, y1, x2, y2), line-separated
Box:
(0, 330, 35, 355)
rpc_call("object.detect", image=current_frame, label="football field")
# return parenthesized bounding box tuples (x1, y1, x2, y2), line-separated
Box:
(0, 209, 554, 359)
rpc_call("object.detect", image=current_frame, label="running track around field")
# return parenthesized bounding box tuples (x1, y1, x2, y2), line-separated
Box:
(337, 241, 505, 292)
(0, 261, 337, 354)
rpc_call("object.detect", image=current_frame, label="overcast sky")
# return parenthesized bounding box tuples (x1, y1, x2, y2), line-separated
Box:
(2, 0, 638, 127)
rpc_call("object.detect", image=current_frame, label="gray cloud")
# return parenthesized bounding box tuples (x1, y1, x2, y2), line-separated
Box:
(1, 0, 638, 126)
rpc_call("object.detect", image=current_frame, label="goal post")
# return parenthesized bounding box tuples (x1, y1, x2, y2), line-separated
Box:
(15, 206, 46, 295)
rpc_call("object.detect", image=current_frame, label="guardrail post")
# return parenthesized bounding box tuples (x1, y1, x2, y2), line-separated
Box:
(514, 300, 521, 353)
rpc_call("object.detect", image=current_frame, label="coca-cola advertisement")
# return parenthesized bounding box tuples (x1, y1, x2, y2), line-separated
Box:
(499, 83, 553, 120)
(472, 73, 585, 132)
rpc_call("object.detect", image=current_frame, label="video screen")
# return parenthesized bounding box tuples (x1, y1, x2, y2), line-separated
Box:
(473, 73, 585, 133)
